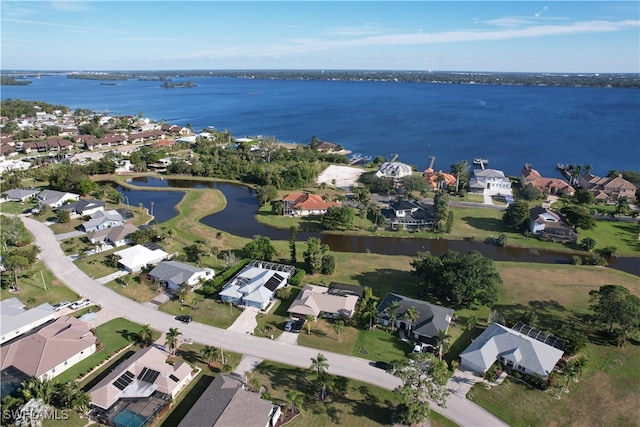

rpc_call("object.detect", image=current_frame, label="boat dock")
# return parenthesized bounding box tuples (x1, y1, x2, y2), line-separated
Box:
(473, 158, 489, 169)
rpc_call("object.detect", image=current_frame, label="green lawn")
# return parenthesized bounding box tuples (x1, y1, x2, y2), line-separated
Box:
(0, 261, 80, 306)
(49, 218, 82, 234)
(577, 219, 640, 256)
(0, 200, 37, 215)
(470, 341, 640, 427)
(252, 360, 456, 427)
(54, 317, 155, 383)
(106, 276, 161, 302)
(159, 294, 243, 329)
(73, 246, 121, 278)
(353, 327, 410, 363)
(254, 286, 303, 339)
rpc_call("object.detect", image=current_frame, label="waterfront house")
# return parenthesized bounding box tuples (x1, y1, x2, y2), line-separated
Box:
(520, 165, 575, 196)
(375, 161, 413, 180)
(36, 189, 80, 209)
(113, 245, 169, 273)
(177, 374, 281, 427)
(376, 293, 454, 346)
(281, 192, 341, 216)
(529, 206, 577, 243)
(219, 261, 294, 310)
(422, 168, 457, 190)
(1, 316, 96, 393)
(579, 173, 636, 202)
(287, 282, 363, 319)
(0, 298, 57, 345)
(148, 260, 214, 292)
(381, 199, 434, 231)
(468, 168, 512, 192)
(459, 322, 564, 378)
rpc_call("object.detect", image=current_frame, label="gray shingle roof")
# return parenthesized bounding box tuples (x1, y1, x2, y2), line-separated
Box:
(376, 293, 454, 339)
(148, 260, 206, 285)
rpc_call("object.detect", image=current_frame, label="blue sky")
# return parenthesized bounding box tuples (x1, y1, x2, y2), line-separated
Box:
(1, 1, 638, 72)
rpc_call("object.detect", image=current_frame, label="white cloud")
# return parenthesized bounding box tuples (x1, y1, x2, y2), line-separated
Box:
(534, 6, 549, 18)
(4, 18, 138, 34)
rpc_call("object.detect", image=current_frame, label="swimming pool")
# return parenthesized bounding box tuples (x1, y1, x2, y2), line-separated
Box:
(112, 408, 147, 427)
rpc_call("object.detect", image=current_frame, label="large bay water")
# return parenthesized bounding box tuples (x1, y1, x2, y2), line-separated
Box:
(2, 75, 638, 177)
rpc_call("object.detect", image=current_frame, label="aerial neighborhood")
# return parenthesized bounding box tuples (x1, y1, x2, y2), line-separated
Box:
(0, 98, 638, 427)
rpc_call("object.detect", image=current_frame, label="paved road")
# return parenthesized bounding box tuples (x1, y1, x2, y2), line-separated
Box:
(21, 216, 508, 427)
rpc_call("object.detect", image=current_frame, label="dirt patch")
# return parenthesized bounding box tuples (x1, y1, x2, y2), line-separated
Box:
(316, 165, 365, 190)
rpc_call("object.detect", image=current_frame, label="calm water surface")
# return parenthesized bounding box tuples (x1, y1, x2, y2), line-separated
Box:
(114, 177, 640, 277)
(3, 75, 638, 177)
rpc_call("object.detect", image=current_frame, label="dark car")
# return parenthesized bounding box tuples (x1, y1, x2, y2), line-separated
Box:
(291, 319, 305, 333)
(175, 315, 192, 323)
(372, 361, 391, 370)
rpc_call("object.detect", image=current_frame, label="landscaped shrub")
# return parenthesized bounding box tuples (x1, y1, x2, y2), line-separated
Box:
(288, 268, 306, 286)
(202, 258, 251, 295)
(583, 255, 608, 266)
(570, 255, 582, 265)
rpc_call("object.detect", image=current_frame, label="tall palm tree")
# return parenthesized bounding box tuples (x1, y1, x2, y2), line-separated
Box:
(138, 324, 153, 346)
(309, 353, 329, 379)
(403, 306, 419, 335)
(435, 330, 452, 360)
(286, 389, 303, 413)
(384, 300, 400, 333)
(165, 327, 182, 356)
(201, 345, 219, 366)
(20, 378, 56, 405)
(333, 320, 345, 342)
(361, 299, 379, 330)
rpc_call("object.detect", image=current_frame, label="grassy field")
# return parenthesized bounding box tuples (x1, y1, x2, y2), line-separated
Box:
(0, 261, 80, 306)
(158, 294, 243, 329)
(73, 246, 121, 279)
(470, 342, 640, 427)
(0, 200, 38, 215)
(106, 276, 160, 302)
(251, 360, 457, 427)
(54, 317, 156, 383)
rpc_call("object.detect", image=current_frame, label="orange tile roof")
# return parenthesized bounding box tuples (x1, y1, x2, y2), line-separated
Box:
(283, 192, 340, 211)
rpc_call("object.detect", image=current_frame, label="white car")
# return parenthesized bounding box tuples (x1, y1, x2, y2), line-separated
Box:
(53, 301, 71, 311)
(69, 299, 91, 310)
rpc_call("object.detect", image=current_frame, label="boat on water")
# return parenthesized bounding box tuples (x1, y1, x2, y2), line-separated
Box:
(473, 158, 489, 165)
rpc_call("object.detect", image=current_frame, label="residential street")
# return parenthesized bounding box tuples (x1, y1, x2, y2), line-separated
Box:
(21, 216, 508, 427)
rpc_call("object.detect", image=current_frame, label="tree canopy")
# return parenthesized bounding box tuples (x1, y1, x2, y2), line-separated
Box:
(502, 199, 530, 231)
(321, 206, 355, 230)
(242, 235, 277, 261)
(390, 352, 449, 426)
(589, 285, 640, 335)
(411, 250, 501, 308)
(561, 205, 596, 230)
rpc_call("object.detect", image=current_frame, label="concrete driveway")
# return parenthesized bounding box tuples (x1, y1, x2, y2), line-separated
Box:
(227, 306, 260, 335)
(21, 216, 508, 427)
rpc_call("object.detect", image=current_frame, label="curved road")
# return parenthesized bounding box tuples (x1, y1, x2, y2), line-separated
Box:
(21, 216, 507, 427)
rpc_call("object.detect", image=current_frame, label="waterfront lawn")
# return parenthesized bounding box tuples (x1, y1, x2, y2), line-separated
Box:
(54, 317, 153, 383)
(470, 341, 640, 427)
(159, 295, 243, 329)
(0, 261, 80, 306)
(576, 219, 640, 256)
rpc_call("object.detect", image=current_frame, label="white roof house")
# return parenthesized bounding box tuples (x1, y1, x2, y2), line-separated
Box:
(114, 245, 169, 272)
(0, 298, 57, 344)
(375, 161, 413, 179)
(148, 261, 214, 291)
(459, 323, 564, 378)
(219, 261, 294, 310)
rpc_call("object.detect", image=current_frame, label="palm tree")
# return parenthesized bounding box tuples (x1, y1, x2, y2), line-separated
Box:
(286, 389, 303, 413)
(384, 300, 400, 333)
(333, 320, 345, 342)
(201, 345, 219, 366)
(361, 299, 379, 330)
(464, 314, 478, 332)
(309, 353, 329, 379)
(305, 315, 315, 335)
(138, 324, 153, 346)
(435, 330, 452, 360)
(167, 228, 175, 245)
(165, 327, 182, 356)
(403, 306, 419, 336)
(20, 378, 56, 405)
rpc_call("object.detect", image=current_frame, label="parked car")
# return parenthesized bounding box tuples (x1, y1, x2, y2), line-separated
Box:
(69, 299, 90, 310)
(284, 320, 294, 332)
(291, 319, 305, 333)
(175, 315, 192, 324)
(53, 301, 71, 311)
(371, 361, 391, 370)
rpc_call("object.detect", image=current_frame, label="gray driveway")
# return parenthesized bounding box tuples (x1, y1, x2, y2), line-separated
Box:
(21, 216, 507, 427)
